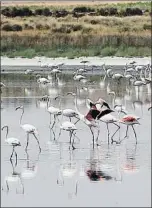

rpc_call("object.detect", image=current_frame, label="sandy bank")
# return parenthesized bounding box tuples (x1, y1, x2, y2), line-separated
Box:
(1, 56, 151, 67)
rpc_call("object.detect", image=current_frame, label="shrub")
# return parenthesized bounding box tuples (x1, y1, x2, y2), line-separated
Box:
(73, 6, 95, 13)
(12, 24, 23, 31)
(99, 8, 109, 16)
(1, 7, 33, 17)
(1, 7, 12, 17)
(54, 10, 69, 18)
(35, 8, 52, 16)
(125, 8, 143, 16)
(143, 24, 151, 30)
(2, 24, 22, 31)
(99, 7, 118, 16)
(90, 19, 99, 25)
(72, 24, 83, 31)
(2, 24, 14, 31)
(35, 8, 43, 15)
(36, 24, 50, 30)
(72, 12, 85, 18)
(24, 24, 34, 30)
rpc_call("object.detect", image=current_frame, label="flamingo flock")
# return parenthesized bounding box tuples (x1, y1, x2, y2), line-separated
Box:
(1, 60, 151, 180)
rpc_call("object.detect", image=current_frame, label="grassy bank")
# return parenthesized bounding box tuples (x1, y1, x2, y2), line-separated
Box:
(1, 2, 151, 58)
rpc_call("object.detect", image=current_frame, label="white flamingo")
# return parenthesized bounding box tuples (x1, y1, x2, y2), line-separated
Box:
(59, 121, 78, 150)
(15, 106, 41, 152)
(1, 125, 21, 164)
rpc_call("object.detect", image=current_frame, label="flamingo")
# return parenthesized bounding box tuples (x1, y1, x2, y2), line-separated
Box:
(99, 114, 120, 144)
(36, 74, 50, 84)
(46, 96, 62, 128)
(55, 95, 80, 123)
(102, 64, 113, 78)
(0, 82, 5, 94)
(59, 121, 77, 150)
(112, 73, 124, 81)
(68, 92, 114, 148)
(119, 115, 140, 144)
(1, 125, 21, 164)
(76, 68, 87, 74)
(24, 69, 34, 75)
(73, 71, 86, 81)
(15, 106, 41, 152)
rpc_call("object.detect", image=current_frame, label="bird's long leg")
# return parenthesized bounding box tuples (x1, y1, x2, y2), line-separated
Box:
(69, 130, 74, 144)
(96, 126, 100, 145)
(89, 127, 94, 149)
(51, 115, 56, 129)
(69, 117, 72, 122)
(72, 132, 76, 150)
(111, 123, 120, 143)
(14, 150, 18, 167)
(33, 133, 41, 152)
(50, 114, 51, 124)
(72, 131, 80, 143)
(25, 133, 29, 151)
(4, 180, 9, 193)
(56, 115, 60, 123)
(10, 146, 15, 161)
(58, 129, 62, 140)
(125, 125, 129, 138)
(106, 123, 110, 144)
(74, 117, 80, 125)
(132, 125, 137, 144)
(119, 125, 129, 144)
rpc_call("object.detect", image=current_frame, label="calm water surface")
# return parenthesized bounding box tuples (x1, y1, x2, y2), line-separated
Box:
(1, 73, 151, 207)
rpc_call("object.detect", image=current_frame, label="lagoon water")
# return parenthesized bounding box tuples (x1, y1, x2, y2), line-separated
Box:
(1, 72, 151, 207)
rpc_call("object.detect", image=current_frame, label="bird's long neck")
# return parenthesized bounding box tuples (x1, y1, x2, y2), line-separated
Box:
(47, 97, 51, 109)
(102, 64, 106, 74)
(124, 64, 128, 76)
(74, 91, 83, 119)
(5, 126, 9, 140)
(111, 93, 115, 107)
(20, 108, 24, 126)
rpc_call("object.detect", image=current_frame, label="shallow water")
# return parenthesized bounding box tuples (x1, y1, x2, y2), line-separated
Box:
(1, 73, 151, 207)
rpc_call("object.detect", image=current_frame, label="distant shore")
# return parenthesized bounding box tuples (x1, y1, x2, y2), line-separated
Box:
(1, 1, 151, 58)
(1, 1, 143, 6)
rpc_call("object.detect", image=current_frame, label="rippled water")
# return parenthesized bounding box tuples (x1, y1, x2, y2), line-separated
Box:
(1, 72, 151, 207)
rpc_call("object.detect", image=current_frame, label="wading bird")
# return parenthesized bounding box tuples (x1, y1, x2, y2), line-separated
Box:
(119, 115, 140, 144)
(1, 125, 21, 165)
(36, 74, 50, 84)
(59, 121, 77, 150)
(15, 106, 41, 152)
(46, 96, 62, 128)
(68, 92, 114, 148)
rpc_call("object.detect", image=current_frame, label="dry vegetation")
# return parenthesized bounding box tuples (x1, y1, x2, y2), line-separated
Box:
(1, 1, 151, 58)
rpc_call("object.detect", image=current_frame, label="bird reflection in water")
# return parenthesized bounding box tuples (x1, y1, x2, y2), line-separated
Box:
(21, 150, 39, 180)
(86, 149, 113, 182)
(86, 147, 122, 182)
(2, 160, 24, 194)
(57, 150, 78, 198)
(123, 143, 138, 174)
